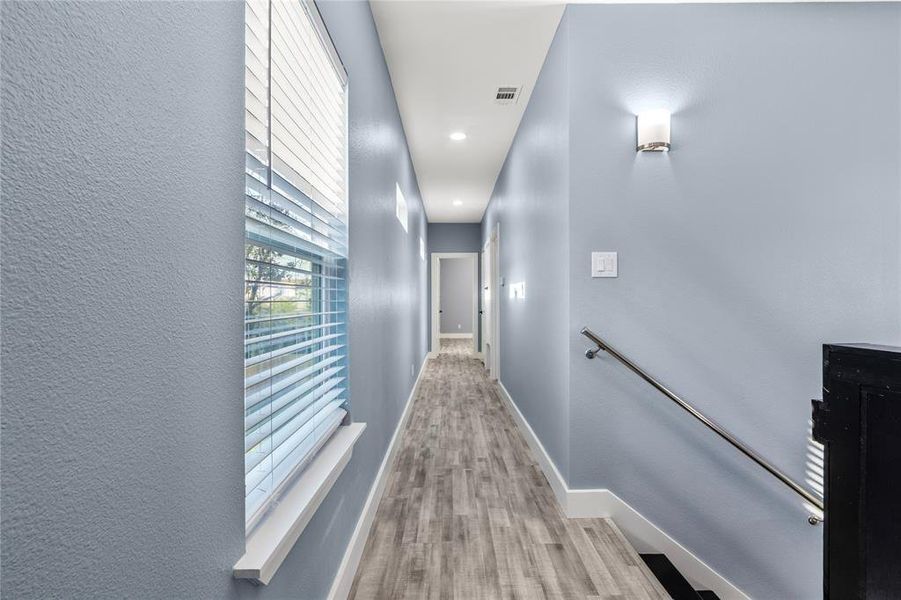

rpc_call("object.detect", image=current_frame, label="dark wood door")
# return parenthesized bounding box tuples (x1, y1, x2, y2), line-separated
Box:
(813, 344, 901, 599)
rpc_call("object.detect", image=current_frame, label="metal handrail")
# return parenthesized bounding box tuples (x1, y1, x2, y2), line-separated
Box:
(580, 326, 824, 525)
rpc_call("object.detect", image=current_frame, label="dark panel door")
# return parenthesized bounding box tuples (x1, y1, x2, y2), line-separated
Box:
(814, 344, 901, 600)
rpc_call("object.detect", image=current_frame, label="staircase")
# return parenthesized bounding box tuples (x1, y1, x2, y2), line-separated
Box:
(640, 553, 720, 600)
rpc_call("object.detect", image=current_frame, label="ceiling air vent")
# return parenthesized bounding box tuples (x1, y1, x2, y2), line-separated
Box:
(495, 86, 521, 105)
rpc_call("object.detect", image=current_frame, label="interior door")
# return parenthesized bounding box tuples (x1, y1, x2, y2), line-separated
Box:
(481, 240, 490, 365)
(488, 225, 499, 380)
(430, 254, 440, 355)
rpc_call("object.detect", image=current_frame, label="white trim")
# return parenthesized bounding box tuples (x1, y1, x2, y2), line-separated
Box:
(496, 381, 748, 600)
(439, 333, 473, 339)
(480, 239, 489, 357)
(495, 382, 568, 514)
(570, 489, 750, 600)
(487, 224, 500, 380)
(430, 254, 440, 355)
(430, 252, 479, 356)
(234, 423, 366, 585)
(327, 356, 429, 600)
(470, 252, 479, 355)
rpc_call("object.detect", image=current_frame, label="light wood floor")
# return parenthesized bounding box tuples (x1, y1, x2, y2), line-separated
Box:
(349, 348, 669, 599)
(438, 337, 475, 356)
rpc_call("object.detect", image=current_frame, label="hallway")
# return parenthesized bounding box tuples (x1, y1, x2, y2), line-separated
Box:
(349, 350, 669, 599)
(6, 1, 901, 597)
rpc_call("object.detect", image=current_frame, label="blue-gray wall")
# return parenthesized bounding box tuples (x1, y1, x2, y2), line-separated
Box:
(485, 4, 901, 598)
(439, 258, 474, 334)
(481, 12, 571, 481)
(0, 1, 428, 598)
(427, 223, 482, 351)
(427, 223, 482, 253)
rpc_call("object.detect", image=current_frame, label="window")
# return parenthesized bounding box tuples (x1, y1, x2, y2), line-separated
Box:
(244, 0, 348, 526)
(395, 182, 408, 232)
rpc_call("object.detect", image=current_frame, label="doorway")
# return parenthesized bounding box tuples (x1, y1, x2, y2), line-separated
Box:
(430, 252, 479, 357)
(482, 224, 499, 380)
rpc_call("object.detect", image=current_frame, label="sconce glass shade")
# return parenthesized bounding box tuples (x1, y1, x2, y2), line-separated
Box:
(636, 110, 671, 152)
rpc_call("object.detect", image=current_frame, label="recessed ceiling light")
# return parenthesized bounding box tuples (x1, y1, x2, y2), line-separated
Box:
(449, 131, 467, 141)
(453, 199, 463, 206)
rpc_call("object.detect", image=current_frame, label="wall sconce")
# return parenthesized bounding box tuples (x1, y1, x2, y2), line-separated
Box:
(636, 110, 671, 152)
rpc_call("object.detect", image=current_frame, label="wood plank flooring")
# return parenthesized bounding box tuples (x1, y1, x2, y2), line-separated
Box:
(349, 341, 669, 599)
(436, 337, 476, 356)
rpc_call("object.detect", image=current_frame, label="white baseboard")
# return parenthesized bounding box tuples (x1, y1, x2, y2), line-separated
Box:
(439, 333, 473, 339)
(496, 381, 569, 507)
(327, 356, 429, 600)
(496, 381, 748, 600)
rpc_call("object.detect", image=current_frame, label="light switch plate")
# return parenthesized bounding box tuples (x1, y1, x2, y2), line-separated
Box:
(591, 252, 618, 278)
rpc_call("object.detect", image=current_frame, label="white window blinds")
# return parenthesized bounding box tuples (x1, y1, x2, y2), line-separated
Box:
(244, 0, 349, 526)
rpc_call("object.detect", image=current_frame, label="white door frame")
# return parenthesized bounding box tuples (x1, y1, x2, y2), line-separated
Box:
(481, 240, 490, 358)
(430, 252, 479, 357)
(487, 224, 500, 380)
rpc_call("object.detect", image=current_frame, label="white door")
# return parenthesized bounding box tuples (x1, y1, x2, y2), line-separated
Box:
(481, 240, 491, 363)
(481, 224, 499, 379)
(488, 225, 499, 380)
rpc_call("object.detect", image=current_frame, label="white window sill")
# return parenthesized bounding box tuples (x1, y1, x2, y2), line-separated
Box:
(233, 422, 366, 585)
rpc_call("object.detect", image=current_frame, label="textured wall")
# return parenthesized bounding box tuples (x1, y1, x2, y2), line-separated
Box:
(481, 13, 571, 480)
(1, 2, 246, 596)
(566, 5, 900, 597)
(439, 258, 474, 334)
(0, 1, 428, 598)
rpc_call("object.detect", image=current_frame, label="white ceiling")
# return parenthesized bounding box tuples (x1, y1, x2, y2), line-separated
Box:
(370, 1, 565, 223)
(371, 0, 878, 222)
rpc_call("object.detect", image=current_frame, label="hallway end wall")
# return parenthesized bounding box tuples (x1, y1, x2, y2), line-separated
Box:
(439, 258, 475, 335)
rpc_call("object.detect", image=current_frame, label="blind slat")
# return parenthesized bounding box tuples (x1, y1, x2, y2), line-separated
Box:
(244, 373, 346, 454)
(246, 172, 349, 247)
(245, 390, 345, 480)
(245, 185, 348, 254)
(244, 331, 345, 367)
(245, 407, 346, 520)
(253, 393, 346, 476)
(271, 5, 344, 117)
(244, 321, 345, 347)
(245, 362, 345, 417)
(245, 400, 345, 497)
(245, 346, 344, 390)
